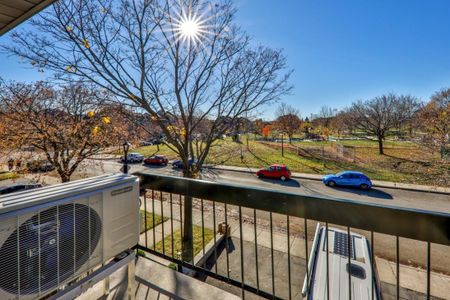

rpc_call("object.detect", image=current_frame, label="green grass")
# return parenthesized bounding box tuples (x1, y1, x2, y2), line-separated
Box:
(132, 144, 177, 158)
(137, 249, 147, 258)
(0, 171, 19, 181)
(292, 139, 417, 148)
(140, 210, 169, 234)
(154, 225, 214, 258)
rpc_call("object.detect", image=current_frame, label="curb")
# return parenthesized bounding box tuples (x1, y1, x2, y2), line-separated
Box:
(206, 165, 450, 195)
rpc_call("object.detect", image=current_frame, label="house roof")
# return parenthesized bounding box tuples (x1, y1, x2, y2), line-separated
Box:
(0, 0, 57, 36)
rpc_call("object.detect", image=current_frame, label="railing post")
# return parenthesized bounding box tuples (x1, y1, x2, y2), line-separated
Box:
(127, 259, 135, 300)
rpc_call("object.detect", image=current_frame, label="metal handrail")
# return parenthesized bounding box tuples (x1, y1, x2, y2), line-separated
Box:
(136, 172, 450, 246)
(301, 223, 321, 296)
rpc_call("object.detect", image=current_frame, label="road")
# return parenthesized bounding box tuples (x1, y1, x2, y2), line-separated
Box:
(96, 159, 450, 213)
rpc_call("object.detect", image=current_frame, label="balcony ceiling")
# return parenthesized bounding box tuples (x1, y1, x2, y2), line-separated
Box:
(0, 0, 57, 36)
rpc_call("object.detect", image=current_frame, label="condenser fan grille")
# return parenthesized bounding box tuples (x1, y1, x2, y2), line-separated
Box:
(0, 203, 102, 296)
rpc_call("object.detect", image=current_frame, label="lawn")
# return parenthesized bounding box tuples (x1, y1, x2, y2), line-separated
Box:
(292, 139, 417, 148)
(140, 210, 169, 233)
(0, 171, 19, 181)
(154, 225, 214, 258)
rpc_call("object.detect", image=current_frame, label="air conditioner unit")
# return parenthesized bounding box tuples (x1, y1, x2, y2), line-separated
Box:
(0, 173, 140, 300)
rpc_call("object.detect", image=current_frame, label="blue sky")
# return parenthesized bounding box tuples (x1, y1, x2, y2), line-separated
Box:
(2, 0, 450, 119)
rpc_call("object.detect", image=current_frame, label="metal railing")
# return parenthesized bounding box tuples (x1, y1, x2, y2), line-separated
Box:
(135, 172, 450, 300)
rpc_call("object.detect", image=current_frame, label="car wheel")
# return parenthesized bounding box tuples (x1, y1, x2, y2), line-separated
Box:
(327, 180, 336, 187)
(280, 176, 286, 181)
(360, 183, 369, 190)
(257, 174, 264, 178)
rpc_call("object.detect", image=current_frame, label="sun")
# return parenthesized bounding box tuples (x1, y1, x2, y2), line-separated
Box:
(173, 13, 207, 45)
(164, 1, 213, 46)
(180, 19, 200, 39)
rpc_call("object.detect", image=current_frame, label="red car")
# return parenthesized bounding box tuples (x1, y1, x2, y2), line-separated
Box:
(256, 164, 291, 181)
(144, 155, 168, 166)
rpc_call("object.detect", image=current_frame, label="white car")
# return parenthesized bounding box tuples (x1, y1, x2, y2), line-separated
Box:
(122, 153, 144, 163)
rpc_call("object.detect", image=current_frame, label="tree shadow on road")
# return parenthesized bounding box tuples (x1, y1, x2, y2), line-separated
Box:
(329, 187, 393, 200)
(258, 178, 301, 188)
(142, 163, 167, 169)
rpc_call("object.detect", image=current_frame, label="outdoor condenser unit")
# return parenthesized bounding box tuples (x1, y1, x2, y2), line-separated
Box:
(0, 173, 140, 300)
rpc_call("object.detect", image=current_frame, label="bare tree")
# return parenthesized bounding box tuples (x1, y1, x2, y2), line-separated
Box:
(330, 110, 352, 137)
(0, 80, 121, 182)
(419, 88, 450, 158)
(348, 93, 420, 154)
(273, 103, 301, 143)
(4, 0, 291, 261)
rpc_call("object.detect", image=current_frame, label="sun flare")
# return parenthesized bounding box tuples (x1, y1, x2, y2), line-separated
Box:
(180, 19, 200, 39)
(163, 1, 214, 46)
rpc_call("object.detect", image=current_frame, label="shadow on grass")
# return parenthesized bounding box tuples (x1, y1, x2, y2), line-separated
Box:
(247, 147, 271, 165)
(254, 142, 325, 173)
(329, 186, 393, 200)
(383, 154, 432, 167)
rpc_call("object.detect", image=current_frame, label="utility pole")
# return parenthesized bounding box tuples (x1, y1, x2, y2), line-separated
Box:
(281, 134, 284, 157)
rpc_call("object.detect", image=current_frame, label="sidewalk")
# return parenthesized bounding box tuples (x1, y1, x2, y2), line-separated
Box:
(207, 165, 450, 194)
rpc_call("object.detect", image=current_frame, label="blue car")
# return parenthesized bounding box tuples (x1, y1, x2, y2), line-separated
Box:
(172, 159, 197, 169)
(322, 171, 372, 190)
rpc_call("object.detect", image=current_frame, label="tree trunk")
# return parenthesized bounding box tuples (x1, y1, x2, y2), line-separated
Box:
(378, 136, 384, 155)
(60, 173, 71, 182)
(181, 195, 194, 262)
(181, 168, 194, 263)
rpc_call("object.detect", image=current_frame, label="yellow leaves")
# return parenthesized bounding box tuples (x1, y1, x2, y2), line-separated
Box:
(87, 111, 95, 118)
(92, 126, 100, 135)
(102, 116, 111, 124)
(66, 25, 73, 32)
(65, 65, 75, 73)
(151, 115, 158, 121)
(166, 125, 186, 137)
(82, 39, 90, 49)
(100, 7, 108, 14)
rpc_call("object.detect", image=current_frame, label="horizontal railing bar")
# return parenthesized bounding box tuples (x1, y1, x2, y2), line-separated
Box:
(135, 245, 283, 300)
(136, 172, 450, 246)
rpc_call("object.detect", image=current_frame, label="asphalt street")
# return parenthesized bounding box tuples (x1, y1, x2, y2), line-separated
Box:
(97, 159, 450, 213)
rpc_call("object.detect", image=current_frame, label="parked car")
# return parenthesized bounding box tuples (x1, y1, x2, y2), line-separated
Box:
(322, 171, 372, 190)
(26, 160, 55, 172)
(0, 183, 43, 195)
(256, 164, 291, 181)
(172, 159, 197, 169)
(144, 155, 168, 166)
(150, 138, 163, 145)
(121, 153, 144, 163)
(139, 140, 153, 146)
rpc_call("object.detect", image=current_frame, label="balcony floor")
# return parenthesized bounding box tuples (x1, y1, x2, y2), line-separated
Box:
(77, 256, 240, 300)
